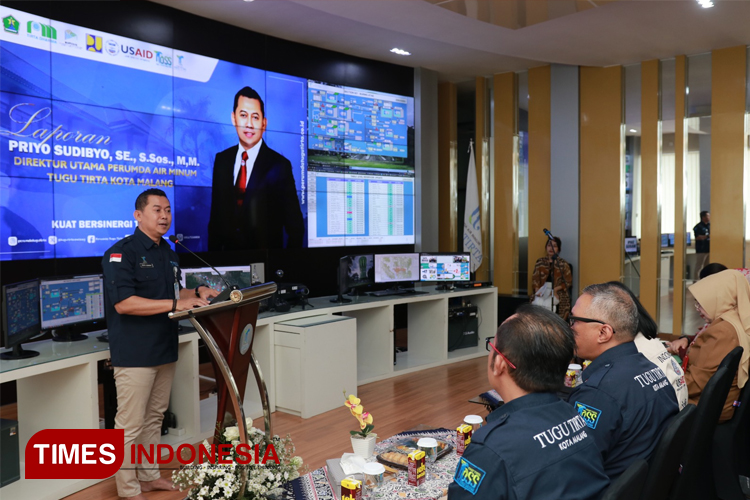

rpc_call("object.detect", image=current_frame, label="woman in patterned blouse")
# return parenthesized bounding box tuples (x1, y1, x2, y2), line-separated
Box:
(531, 237, 573, 320)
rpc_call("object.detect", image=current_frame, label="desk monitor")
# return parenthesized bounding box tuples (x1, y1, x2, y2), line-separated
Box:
(686, 232, 692, 245)
(344, 255, 374, 290)
(374, 253, 420, 284)
(1, 279, 42, 359)
(40, 275, 105, 342)
(332, 254, 375, 303)
(668, 233, 675, 247)
(661, 234, 669, 248)
(181, 266, 252, 292)
(624, 237, 638, 254)
(420, 253, 470, 290)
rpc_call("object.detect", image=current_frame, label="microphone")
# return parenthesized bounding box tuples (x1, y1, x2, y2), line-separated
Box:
(543, 228, 555, 241)
(168, 235, 236, 303)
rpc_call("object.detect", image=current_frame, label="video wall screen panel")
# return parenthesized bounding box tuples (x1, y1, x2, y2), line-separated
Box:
(0, 6, 415, 261)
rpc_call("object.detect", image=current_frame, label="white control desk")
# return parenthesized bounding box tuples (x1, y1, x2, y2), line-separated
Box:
(0, 285, 496, 500)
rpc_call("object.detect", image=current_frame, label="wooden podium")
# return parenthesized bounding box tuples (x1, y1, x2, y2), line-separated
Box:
(169, 282, 277, 445)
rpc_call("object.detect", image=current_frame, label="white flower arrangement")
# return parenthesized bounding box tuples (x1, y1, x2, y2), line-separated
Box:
(173, 418, 305, 500)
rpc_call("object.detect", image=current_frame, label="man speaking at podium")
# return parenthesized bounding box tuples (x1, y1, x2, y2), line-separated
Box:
(102, 188, 217, 500)
(208, 86, 305, 251)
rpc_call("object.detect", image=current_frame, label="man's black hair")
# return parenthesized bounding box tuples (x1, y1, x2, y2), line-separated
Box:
(492, 304, 575, 393)
(604, 281, 658, 340)
(233, 86, 265, 116)
(700, 210, 710, 219)
(699, 262, 727, 280)
(135, 188, 168, 211)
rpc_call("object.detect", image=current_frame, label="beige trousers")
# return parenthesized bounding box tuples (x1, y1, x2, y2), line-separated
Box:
(114, 362, 176, 498)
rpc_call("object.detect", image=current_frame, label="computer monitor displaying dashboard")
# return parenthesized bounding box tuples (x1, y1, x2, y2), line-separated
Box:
(40, 275, 105, 341)
(668, 233, 675, 247)
(420, 253, 471, 282)
(1, 279, 42, 360)
(373, 253, 420, 284)
(661, 234, 669, 248)
(181, 266, 253, 292)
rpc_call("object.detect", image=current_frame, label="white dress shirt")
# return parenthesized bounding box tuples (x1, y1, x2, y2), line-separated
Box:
(233, 139, 263, 187)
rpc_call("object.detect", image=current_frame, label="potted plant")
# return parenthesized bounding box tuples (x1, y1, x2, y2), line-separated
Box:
(172, 418, 305, 500)
(344, 392, 376, 458)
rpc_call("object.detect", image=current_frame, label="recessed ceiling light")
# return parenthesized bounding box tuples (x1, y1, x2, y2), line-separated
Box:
(629, 129, 637, 133)
(697, 0, 713, 8)
(390, 48, 411, 56)
(243, 0, 254, 2)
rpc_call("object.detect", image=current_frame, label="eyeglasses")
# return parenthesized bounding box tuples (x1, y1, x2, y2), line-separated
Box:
(485, 337, 517, 370)
(568, 316, 616, 334)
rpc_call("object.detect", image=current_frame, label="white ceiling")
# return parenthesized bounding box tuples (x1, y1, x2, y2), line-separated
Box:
(151, 0, 750, 82)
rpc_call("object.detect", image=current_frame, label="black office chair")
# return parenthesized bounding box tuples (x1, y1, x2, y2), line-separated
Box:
(640, 404, 697, 500)
(668, 346, 743, 500)
(602, 459, 649, 500)
(712, 356, 749, 500)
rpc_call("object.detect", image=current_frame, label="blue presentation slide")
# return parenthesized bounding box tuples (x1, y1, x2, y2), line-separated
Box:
(0, 6, 307, 258)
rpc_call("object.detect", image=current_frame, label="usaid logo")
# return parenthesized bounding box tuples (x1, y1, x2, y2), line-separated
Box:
(121, 45, 153, 60)
(105, 39, 118, 55)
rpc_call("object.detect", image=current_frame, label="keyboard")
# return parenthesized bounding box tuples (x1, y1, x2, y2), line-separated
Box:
(369, 289, 429, 297)
(369, 289, 407, 297)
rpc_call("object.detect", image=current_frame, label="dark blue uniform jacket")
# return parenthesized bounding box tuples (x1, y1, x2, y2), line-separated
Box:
(448, 392, 610, 500)
(101, 227, 181, 367)
(568, 342, 679, 479)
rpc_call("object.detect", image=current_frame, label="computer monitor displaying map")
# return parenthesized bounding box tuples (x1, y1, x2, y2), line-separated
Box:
(39, 275, 105, 341)
(1, 279, 42, 359)
(181, 266, 253, 292)
(419, 253, 471, 283)
(374, 253, 420, 283)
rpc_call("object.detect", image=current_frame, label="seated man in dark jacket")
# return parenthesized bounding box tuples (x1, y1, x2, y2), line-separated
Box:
(568, 282, 679, 479)
(449, 305, 609, 500)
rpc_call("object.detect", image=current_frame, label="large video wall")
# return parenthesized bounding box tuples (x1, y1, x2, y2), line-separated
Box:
(0, 6, 415, 261)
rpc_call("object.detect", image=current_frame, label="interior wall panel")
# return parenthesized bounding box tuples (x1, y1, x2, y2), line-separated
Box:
(438, 82, 458, 252)
(579, 66, 624, 289)
(493, 73, 518, 294)
(550, 65, 580, 297)
(711, 46, 747, 268)
(475, 76, 490, 282)
(673, 56, 687, 336)
(528, 66, 551, 293)
(640, 60, 661, 319)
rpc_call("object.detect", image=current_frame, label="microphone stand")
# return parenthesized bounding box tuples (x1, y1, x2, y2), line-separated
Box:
(549, 253, 558, 313)
(625, 250, 641, 277)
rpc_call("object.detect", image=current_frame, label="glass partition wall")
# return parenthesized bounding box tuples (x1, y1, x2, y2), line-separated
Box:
(658, 59, 676, 334)
(517, 71, 529, 293)
(624, 64, 642, 296)
(682, 53, 712, 335)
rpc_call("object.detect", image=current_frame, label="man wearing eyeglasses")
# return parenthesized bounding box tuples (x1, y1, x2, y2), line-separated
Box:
(449, 305, 609, 500)
(567, 283, 679, 480)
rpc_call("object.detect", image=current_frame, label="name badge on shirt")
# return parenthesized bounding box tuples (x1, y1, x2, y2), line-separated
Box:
(139, 256, 154, 268)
